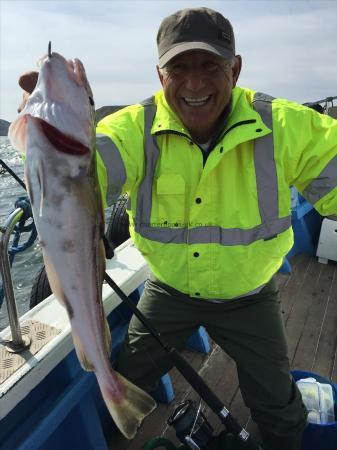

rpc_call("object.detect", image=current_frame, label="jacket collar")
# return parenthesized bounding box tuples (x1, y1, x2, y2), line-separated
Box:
(151, 86, 271, 140)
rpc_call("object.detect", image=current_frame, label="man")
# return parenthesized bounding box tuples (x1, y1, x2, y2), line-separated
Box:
(18, 7, 337, 450)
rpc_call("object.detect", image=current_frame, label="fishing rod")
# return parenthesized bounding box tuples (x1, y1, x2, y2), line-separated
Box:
(104, 272, 262, 450)
(3, 169, 260, 447)
(2, 126, 260, 447)
(0, 158, 26, 190)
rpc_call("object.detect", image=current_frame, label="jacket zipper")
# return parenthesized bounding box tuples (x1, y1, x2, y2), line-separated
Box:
(219, 119, 256, 141)
(154, 119, 257, 167)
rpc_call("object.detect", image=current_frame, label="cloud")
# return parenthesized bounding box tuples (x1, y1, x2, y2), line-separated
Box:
(234, 2, 337, 102)
(1, 0, 162, 119)
(1, 0, 337, 120)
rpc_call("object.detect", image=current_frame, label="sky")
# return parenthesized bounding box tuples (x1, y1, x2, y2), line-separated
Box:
(1, 0, 337, 122)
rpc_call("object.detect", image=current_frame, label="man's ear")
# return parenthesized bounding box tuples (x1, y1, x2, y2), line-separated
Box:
(232, 55, 242, 87)
(156, 65, 164, 86)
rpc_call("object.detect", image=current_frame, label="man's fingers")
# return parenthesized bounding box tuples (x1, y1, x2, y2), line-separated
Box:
(18, 71, 39, 93)
(18, 92, 30, 113)
(17, 71, 38, 113)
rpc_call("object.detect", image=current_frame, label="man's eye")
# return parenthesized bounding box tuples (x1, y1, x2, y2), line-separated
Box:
(203, 62, 219, 72)
(168, 63, 187, 75)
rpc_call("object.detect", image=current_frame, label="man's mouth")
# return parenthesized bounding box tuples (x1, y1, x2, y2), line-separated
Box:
(182, 95, 212, 107)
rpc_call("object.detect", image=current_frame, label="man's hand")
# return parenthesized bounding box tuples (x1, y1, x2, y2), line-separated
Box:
(17, 71, 38, 113)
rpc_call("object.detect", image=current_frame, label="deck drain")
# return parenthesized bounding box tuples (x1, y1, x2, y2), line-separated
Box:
(36, 331, 46, 340)
(2, 359, 14, 369)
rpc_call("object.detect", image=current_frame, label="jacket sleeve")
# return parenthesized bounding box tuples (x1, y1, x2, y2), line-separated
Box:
(279, 103, 337, 216)
(95, 106, 145, 208)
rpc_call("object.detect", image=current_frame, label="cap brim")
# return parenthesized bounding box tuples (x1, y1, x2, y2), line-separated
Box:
(159, 41, 234, 68)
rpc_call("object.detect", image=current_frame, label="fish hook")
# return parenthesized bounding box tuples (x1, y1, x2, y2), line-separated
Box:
(48, 41, 52, 58)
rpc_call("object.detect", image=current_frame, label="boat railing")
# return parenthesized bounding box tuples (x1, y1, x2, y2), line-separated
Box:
(0, 207, 31, 352)
(303, 95, 337, 117)
(0, 238, 152, 450)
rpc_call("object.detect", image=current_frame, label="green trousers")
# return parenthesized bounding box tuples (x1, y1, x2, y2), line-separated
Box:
(115, 276, 308, 449)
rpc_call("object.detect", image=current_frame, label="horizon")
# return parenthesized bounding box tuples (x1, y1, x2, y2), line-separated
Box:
(1, 0, 337, 122)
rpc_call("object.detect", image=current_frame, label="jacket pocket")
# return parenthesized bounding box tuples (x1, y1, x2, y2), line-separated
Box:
(156, 173, 186, 227)
(256, 227, 293, 260)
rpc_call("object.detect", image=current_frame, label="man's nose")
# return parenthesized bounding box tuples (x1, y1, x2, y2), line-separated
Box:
(184, 68, 207, 91)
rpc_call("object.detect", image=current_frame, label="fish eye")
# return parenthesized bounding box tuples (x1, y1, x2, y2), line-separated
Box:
(88, 96, 94, 106)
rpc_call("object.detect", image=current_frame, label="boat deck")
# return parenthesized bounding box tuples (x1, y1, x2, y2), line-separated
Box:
(109, 253, 337, 449)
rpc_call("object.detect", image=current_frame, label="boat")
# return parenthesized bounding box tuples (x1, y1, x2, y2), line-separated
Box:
(0, 97, 337, 450)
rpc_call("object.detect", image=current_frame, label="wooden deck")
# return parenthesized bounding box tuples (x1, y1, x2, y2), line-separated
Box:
(109, 253, 337, 449)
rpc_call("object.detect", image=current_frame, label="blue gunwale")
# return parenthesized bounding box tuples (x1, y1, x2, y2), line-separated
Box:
(0, 240, 149, 450)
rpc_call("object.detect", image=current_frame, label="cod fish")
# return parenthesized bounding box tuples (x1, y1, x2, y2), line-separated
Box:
(8, 50, 156, 439)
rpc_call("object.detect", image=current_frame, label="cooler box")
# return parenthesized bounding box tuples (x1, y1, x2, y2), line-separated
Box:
(292, 370, 337, 450)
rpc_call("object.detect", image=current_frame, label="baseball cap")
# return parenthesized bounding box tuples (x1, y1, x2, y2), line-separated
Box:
(157, 7, 235, 68)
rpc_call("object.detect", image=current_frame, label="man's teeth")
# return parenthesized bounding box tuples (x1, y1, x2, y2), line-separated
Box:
(183, 95, 210, 106)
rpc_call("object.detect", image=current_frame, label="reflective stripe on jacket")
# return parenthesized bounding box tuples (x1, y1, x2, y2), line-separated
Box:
(96, 86, 337, 299)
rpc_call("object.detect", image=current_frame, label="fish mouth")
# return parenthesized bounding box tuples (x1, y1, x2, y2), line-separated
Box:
(36, 117, 90, 156)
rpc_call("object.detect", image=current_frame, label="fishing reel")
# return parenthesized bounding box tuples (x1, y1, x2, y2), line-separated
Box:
(167, 400, 236, 450)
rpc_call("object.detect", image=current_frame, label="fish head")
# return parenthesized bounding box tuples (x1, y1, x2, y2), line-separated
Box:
(9, 51, 95, 160)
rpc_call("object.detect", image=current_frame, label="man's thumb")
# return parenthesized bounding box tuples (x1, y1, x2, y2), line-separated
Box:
(18, 71, 39, 94)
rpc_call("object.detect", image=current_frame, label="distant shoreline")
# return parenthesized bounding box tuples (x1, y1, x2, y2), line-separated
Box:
(0, 119, 10, 136)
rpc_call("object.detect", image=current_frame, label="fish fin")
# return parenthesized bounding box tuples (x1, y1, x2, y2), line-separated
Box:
(100, 372, 156, 439)
(104, 317, 112, 356)
(36, 163, 46, 217)
(72, 332, 95, 371)
(8, 114, 28, 153)
(24, 166, 35, 208)
(42, 252, 74, 318)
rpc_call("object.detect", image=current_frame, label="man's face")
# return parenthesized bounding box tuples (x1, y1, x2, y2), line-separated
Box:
(157, 50, 241, 143)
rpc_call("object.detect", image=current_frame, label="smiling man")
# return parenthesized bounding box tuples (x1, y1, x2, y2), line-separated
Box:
(157, 50, 241, 144)
(99, 7, 337, 450)
(156, 9, 241, 145)
(17, 6, 337, 450)
(104, 7, 337, 450)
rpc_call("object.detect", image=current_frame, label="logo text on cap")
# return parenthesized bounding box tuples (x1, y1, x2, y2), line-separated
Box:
(218, 30, 230, 41)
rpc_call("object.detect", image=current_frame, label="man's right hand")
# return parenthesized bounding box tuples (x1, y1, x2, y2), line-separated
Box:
(17, 71, 38, 113)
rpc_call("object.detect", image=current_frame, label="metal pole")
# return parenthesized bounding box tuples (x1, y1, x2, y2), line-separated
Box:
(0, 208, 30, 352)
(304, 95, 337, 106)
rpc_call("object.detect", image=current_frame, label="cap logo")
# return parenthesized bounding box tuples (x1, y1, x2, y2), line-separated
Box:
(218, 29, 230, 42)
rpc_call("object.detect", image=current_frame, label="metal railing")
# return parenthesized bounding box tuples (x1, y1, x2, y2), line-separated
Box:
(303, 95, 337, 115)
(0, 208, 31, 352)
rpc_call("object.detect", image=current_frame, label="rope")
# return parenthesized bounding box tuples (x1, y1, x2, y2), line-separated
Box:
(0, 196, 37, 308)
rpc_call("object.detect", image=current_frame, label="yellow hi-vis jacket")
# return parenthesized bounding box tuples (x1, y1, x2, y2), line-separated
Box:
(96, 86, 337, 300)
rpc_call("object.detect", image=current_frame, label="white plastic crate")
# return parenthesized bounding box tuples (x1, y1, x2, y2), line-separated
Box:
(297, 377, 335, 424)
(316, 217, 337, 264)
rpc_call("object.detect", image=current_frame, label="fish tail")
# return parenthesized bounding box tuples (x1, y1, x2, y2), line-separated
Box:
(100, 372, 156, 439)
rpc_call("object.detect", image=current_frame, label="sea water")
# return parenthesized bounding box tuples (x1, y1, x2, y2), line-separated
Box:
(0, 136, 43, 331)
